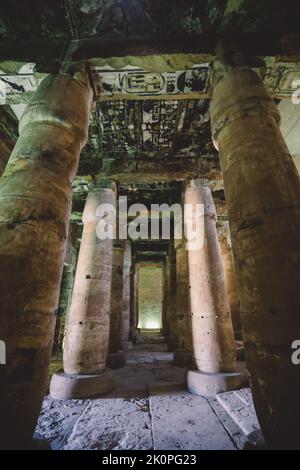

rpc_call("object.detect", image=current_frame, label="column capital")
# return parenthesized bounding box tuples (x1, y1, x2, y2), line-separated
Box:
(184, 180, 216, 220)
(210, 58, 265, 88)
(19, 73, 93, 146)
(82, 183, 117, 225)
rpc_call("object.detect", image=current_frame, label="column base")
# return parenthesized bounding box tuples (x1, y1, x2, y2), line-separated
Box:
(122, 341, 133, 351)
(187, 369, 249, 398)
(49, 368, 114, 399)
(107, 351, 126, 369)
(173, 350, 194, 367)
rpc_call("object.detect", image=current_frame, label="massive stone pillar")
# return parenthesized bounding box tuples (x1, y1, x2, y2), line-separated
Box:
(53, 223, 80, 353)
(173, 241, 194, 367)
(50, 182, 116, 399)
(165, 241, 178, 351)
(210, 60, 300, 449)
(130, 262, 139, 343)
(161, 263, 167, 336)
(107, 245, 126, 368)
(0, 73, 93, 448)
(53, 263, 75, 353)
(121, 241, 132, 351)
(218, 221, 242, 340)
(184, 181, 247, 397)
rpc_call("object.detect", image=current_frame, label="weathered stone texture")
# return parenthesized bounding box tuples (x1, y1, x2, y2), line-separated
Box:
(184, 181, 236, 373)
(121, 241, 132, 344)
(0, 73, 92, 448)
(63, 184, 117, 374)
(109, 246, 125, 353)
(210, 61, 300, 449)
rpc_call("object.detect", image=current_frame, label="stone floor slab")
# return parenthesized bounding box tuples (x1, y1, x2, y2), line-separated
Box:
(216, 388, 260, 435)
(62, 397, 153, 450)
(37, 345, 253, 450)
(208, 398, 248, 450)
(149, 391, 236, 450)
(34, 397, 89, 450)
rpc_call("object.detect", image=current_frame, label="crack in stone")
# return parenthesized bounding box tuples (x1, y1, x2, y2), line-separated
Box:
(147, 385, 155, 451)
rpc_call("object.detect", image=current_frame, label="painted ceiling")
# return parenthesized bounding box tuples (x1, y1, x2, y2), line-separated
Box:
(0, 0, 300, 211)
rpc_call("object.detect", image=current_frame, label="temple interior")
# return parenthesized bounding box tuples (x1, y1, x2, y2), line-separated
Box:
(0, 0, 300, 451)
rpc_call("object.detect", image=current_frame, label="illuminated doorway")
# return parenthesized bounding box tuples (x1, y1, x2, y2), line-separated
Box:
(137, 263, 163, 332)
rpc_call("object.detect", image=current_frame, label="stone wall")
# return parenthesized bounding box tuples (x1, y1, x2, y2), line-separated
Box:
(138, 264, 163, 330)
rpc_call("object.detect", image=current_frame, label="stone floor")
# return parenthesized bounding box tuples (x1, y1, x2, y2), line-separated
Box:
(34, 344, 262, 450)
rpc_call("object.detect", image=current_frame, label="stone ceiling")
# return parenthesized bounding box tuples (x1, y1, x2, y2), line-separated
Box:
(0, 0, 300, 213)
(79, 97, 217, 175)
(0, 1, 300, 65)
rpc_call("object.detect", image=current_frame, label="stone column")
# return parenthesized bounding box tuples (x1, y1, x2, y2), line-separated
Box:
(50, 182, 116, 399)
(53, 263, 75, 353)
(107, 245, 126, 368)
(0, 73, 93, 449)
(210, 60, 300, 449)
(130, 262, 139, 343)
(165, 241, 178, 351)
(218, 220, 242, 341)
(53, 222, 80, 354)
(173, 241, 194, 367)
(184, 180, 247, 397)
(121, 241, 132, 351)
(161, 263, 167, 336)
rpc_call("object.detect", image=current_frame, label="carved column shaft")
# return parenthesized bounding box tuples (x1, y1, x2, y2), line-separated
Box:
(210, 61, 300, 448)
(174, 241, 194, 366)
(109, 246, 125, 353)
(218, 221, 242, 340)
(185, 182, 236, 373)
(0, 73, 92, 448)
(165, 241, 177, 351)
(121, 241, 132, 349)
(63, 185, 116, 374)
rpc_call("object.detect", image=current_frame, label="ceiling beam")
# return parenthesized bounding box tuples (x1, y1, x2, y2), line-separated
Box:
(0, 34, 300, 67)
